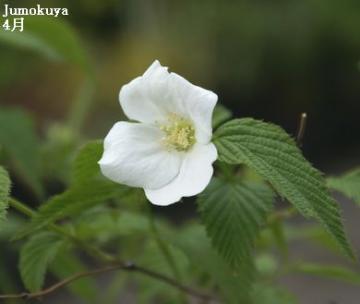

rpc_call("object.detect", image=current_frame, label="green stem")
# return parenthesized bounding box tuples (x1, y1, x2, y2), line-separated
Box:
(8, 198, 35, 217)
(7, 198, 212, 302)
(267, 206, 296, 261)
(267, 206, 296, 225)
(147, 207, 186, 302)
(66, 77, 95, 136)
(148, 209, 182, 280)
(8, 198, 115, 263)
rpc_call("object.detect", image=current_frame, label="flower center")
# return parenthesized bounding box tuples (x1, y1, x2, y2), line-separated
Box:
(160, 114, 196, 151)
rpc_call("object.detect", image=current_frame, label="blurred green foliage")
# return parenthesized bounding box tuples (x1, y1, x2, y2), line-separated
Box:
(0, 0, 359, 159)
(0, 1, 359, 303)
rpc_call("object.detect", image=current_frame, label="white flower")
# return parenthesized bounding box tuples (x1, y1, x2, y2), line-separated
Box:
(98, 60, 218, 206)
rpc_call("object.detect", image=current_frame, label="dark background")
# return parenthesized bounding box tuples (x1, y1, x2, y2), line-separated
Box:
(1, 0, 359, 167)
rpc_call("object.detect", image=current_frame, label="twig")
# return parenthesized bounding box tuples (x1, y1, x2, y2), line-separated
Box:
(6, 199, 214, 302)
(0, 265, 122, 300)
(296, 112, 307, 147)
(267, 207, 296, 225)
(0, 262, 214, 301)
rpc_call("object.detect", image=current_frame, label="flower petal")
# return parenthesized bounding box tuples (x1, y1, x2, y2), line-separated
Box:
(119, 60, 217, 144)
(119, 60, 171, 124)
(99, 121, 182, 189)
(144, 143, 218, 206)
(168, 72, 217, 144)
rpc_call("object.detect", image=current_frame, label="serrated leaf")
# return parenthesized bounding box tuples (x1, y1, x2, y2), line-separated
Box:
(0, 108, 43, 198)
(19, 140, 130, 237)
(0, 166, 11, 229)
(214, 118, 354, 259)
(173, 224, 254, 304)
(29, 179, 129, 233)
(0, 16, 90, 72)
(212, 104, 232, 129)
(293, 262, 360, 285)
(198, 178, 273, 268)
(71, 141, 103, 184)
(19, 232, 65, 292)
(327, 168, 360, 205)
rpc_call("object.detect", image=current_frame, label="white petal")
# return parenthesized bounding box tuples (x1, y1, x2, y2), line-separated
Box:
(144, 143, 217, 206)
(119, 60, 172, 124)
(168, 72, 217, 144)
(98, 121, 182, 189)
(119, 60, 218, 144)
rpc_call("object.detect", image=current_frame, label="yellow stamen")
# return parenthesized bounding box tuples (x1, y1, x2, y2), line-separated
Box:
(160, 114, 196, 151)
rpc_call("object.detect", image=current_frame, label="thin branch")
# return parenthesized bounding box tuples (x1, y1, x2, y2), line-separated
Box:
(7, 199, 215, 302)
(267, 207, 296, 225)
(0, 265, 122, 300)
(296, 112, 307, 147)
(132, 263, 214, 301)
(0, 262, 214, 301)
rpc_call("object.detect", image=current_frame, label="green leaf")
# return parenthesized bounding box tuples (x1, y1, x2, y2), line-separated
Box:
(0, 108, 43, 198)
(198, 178, 273, 268)
(328, 167, 360, 205)
(19, 232, 65, 292)
(29, 179, 129, 233)
(0, 166, 11, 229)
(19, 140, 129, 236)
(50, 250, 97, 301)
(0, 16, 90, 72)
(75, 209, 149, 242)
(252, 283, 298, 304)
(135, 241, 190, 304)
(71, 141, 103, 185)
(214, 118, 355, 259)
(293, 262, 360, 285)
(212, 104, 232, 129)
(173, 224, 254, 304)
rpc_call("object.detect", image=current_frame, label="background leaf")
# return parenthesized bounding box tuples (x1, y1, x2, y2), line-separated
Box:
(292, 262, 360, 285)
(71, 140, 103, 185)
(21, 141, 130, 235)
(28, 179, 129, 233)
(198, 178, 273, 268)
(50, 250, 98, 302)
(19, 232, 65, 292)
(135, 241, 190, 304)
(0, 16, 90, 72)
(328, 168, 360, 205)
(214, 118, 354, 259)
(252, 283, 298, 304)
(0, 166, 11, 229)
(74, 209, 149, 242)
(0, 108, 43, 198)
(173, 224, 255, 304)
(212, 104, 232, 129)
